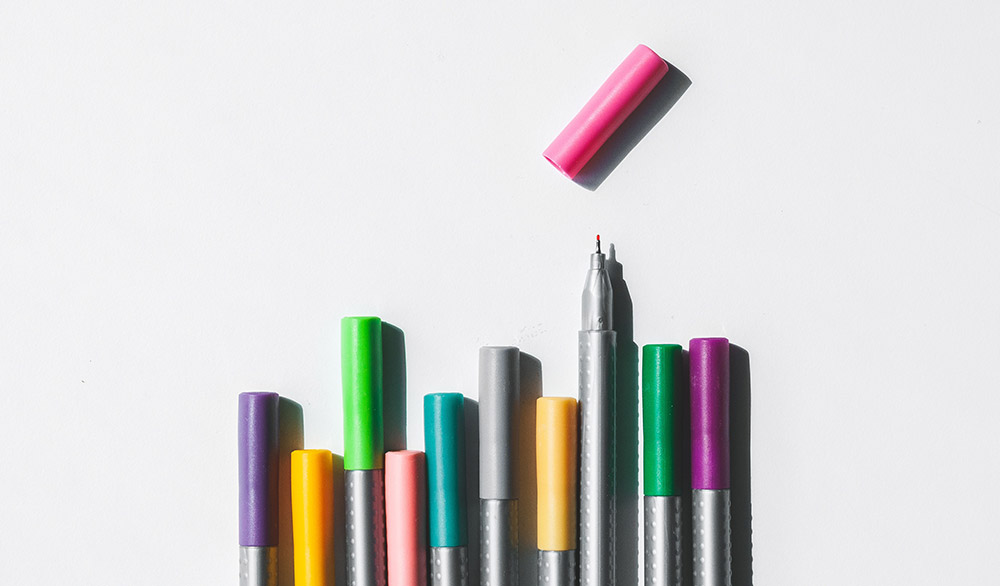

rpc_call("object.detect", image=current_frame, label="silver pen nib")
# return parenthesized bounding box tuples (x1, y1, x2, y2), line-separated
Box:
(581, 238, 613, 331)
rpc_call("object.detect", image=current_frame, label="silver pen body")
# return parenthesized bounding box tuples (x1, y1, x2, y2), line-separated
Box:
(643, 495, 683, 586)
(578, 249, 615, 586)
(430, 545, 469, 586)
(693, 489, 731, 586)
(239, 546, 277, 586)
(346, 468, 388, 586)
(537, 550, 576, 586)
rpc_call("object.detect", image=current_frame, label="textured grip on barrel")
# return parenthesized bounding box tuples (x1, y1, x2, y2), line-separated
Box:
(644, 496, 682, 586)
(481, 499, 518, 586)
(239, 546, 277, 586)
(346, 469, 388, 586)
(430, 546, 468, 586)
(692, 489, 731, 586)
(578, 329, 616, 586)
(537, 550, 576, 586)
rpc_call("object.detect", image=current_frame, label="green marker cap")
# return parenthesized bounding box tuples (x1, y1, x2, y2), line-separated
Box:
(342, 316, 384, 470)
(642, 344, 684, 496)
(424, 392, 468, 547)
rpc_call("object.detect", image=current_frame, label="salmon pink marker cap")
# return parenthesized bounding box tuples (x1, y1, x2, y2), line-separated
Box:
(543, 44, 669, 179)
(385, 451, 428, 586)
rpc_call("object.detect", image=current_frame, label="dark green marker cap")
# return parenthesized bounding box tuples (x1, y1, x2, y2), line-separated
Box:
(342, 316, 384, 470)
(642, 344, 684, 496)
(424, 392, 468, 547)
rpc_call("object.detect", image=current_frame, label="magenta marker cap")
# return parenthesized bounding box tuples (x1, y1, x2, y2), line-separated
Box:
(239, 391, 279, 546)
(690, 338, 730, 490)
(544, 44, 669, 179)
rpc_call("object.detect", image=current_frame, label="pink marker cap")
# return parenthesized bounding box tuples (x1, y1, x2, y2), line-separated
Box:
(385, 450, 428, 586)
(543, 44, 669, 179)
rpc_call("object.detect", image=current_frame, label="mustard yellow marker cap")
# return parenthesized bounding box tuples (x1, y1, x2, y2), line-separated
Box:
(536, 397, 578, 551)
(291, 449, 334, 586)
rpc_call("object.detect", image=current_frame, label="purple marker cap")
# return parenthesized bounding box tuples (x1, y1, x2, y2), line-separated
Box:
(690, 338, 730, 490)
(239, 391, 279, 546)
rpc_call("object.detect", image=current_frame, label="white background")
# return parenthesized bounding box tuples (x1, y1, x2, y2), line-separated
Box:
(2, 2, 999, 585)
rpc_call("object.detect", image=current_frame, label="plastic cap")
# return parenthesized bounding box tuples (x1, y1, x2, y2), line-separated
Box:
(342, 316, 384, 470)
(478, 346, 520, 499)
(536, 397, 578, 551)
(385, 450, 428, 586)
(543, 44, 669, 179)
(642, 345, 684, 496)
(690, 338, 730, 490)
(238, 391, 279, 547)
(291, 449, 335, 586)
(424, 393, 468, 547)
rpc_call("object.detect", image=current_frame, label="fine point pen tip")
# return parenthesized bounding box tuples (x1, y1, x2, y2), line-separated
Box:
(596, 234, 601, 254)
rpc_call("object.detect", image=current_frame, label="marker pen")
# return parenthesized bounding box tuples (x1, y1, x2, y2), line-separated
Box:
(238, 391, 279, 586)
(690, 338, 731, 586)
(343, 316, 388, 586)
(536, 397, 578, 586)
(290, 449, 335, 586)
(425, 393, 469, 586)
(578, 236, 616, 586)
(385, 450, 428, 586)
(642, 345, 684, 586)
(479, 346, 520, 586)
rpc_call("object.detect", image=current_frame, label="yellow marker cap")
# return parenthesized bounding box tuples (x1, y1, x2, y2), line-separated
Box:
(291, 449, 334, 586)
(536, 397, 578, 551)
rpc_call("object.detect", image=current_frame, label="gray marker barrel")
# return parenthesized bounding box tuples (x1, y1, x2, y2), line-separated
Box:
(537, 550, 576, 586)
(693, 491, 731, 586)
(479, 346, 520, 586)
(430, 547, 469, 586)
(644, 496, 682, 586)
(346, 469, 388, 586)
(578, 329, 616, 586)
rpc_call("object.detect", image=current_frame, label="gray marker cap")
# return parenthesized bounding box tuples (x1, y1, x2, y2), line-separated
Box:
(478, 346, 520, 500)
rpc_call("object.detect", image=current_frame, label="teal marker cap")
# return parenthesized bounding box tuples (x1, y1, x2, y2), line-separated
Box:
(424, 392, 468, 547)
(642, 344, 684, 496)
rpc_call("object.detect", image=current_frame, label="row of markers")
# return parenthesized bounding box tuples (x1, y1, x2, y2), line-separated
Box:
(238, 316, 731, 586)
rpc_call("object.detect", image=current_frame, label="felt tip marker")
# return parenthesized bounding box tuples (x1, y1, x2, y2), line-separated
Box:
(690, 338, 732, 586)
(479, 346, 520, 586)
(425, 393, 469, 586)
(385, 450, 429, 586)
(291, 449, 335, 586)
(642, 345, 685, 586)
(578, 236, 616, 586)
(536, 397, 578, 586)
(343, 316, 388, 586)
(239, 391, 279, 586)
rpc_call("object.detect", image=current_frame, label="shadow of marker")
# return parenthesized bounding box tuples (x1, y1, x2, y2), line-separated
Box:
(464, 398, 482, 586)
(383, 322, 407, 452)
(276, 398, 304, 586)
(517, 353, 543, 586)
(730, 345, 753, 586)
(574, 63, 692, 191)
(608, 244, 640, 586)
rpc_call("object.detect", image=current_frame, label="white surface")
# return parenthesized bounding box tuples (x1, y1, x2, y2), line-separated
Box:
(2, 2, 999, 585)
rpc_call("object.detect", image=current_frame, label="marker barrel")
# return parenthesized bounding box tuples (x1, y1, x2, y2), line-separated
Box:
(578, 330, 616, 586)
(239, 391, 279, 586)
(346, 469, 388, 586)
(643, 496, 683, 586)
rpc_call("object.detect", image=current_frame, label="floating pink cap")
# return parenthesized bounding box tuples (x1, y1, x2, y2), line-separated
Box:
(385, 450, 428, 586)
(544, 44, 669, 179)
